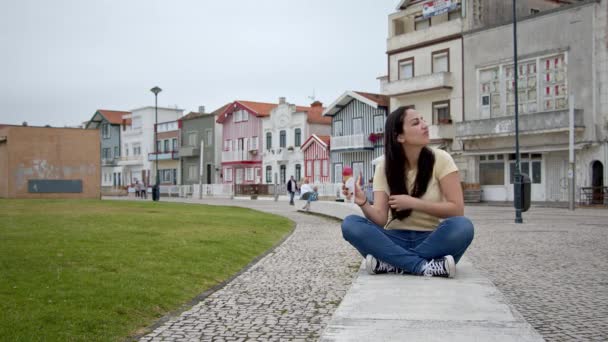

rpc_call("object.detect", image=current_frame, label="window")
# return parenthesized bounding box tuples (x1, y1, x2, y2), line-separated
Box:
(206, 130, 213, 146)
(295, 164, 301, 182)
(432, 49, 449, 73)
(172, 138, 178, 151)
(509, 153, 542, 184)
(479, 154, 504, 185)
(133, 143, 141, 156)
(479, 67, 500, 118)
(398, 58, 414, 80)
(161, 169, 174, 183)
(280, 130, 286, 148)
(541, 55, 567, 111)
(353, 118, 363, 134)
(414, 15, 430, 30)
(245, 168, 254, 181)
(114, 146, 119, 158)
(224, 139, 231, 151)
(334, 163, 343, 183)
(124, 144, 129, 156)
(188, 165, 197, 181)
(505, 60, 537, 115)
(432, 101, 451, 125)
(352, 162, 364, 182)
(314, 160, 321, 183)
(234, 110, 241, 123)
(251, 136, 258, 150)
(156, 140, 161, 153)
(188, 132, 197, 146)
(102, 123, 110, 139)
(225, 167, 233, 182)
(307, 160, 313, 177)
(295, 128, 301, 147)
(280, 165, 286, 184)
(163, 140, 170, 152)
(334, 121, 343, 136)
(102, 148, 111, 159)
(374, 115, 384, 133)
(322, 160, 328, 177)
(266, 166, 272, 183)
(266, 132, 272, 150)
(132, 117, 142, 130)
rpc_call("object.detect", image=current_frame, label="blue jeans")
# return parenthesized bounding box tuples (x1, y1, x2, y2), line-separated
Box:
(341, 215, 474, 274)
(289, 191, 295, 205)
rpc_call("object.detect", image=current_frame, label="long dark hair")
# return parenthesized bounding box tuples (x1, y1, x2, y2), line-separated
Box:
(384, 106, 435, 220)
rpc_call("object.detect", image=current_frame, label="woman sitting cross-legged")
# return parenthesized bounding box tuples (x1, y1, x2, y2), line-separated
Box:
(341, 106, 474, 278)
(299, 178, 318, 211)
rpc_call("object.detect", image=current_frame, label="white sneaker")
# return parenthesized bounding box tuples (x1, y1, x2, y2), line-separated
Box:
(365, 255, 404, 275)
(422, 255, 455, 278)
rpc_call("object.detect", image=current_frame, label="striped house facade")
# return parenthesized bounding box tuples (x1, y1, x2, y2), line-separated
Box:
(301, 134, 331, 183)
(217, 101, 277, 184)
(322, 91, 389, 184)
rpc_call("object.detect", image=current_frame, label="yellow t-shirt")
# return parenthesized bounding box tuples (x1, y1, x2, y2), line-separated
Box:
(373, 148, 458, 231)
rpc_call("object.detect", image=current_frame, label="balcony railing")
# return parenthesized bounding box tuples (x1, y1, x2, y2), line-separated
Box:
(179, 146, 200, 157)
(118, 155, 143, 165)
(387, 17, 462, 52)
(148, 151, 179, 161)
(330, 134, 374, 151)
(455, 109, 584, 140)
(382, 72, 453, 97)
(429, 124, 455, 141)
(221, 150, 258, 163)
(101, 158, 119, 166)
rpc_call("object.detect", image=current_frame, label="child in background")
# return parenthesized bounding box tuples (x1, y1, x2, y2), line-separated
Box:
(342, 167, 354, 203)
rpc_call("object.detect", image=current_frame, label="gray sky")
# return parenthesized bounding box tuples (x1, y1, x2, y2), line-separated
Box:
(1, 1, 397, 127)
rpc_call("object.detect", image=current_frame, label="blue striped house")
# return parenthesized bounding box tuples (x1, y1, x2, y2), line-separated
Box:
(322, 91, 389, 185)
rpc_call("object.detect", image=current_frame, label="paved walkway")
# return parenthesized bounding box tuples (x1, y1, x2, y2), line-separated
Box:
(107, 196, 608, 341)
(133, 198, 361, 341)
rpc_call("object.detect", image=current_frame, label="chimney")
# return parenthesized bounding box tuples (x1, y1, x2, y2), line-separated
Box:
(311, 101, 323, 107)
(279, 97, 286, 104)
(198, 106, 205, 114)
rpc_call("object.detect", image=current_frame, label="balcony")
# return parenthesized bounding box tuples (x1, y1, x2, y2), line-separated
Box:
(179, 146, 200, 157)
(221, 150, 258, 163)
(382, 72, 453, 97)
(429, 124, 455, 141)
(148, 151, 179, 161)
(330, 134, 374, 152)
(387, 17, 462, 52)
(455, 109, 584, 140)
(118, 155, 143, 166)
(101, 158, 119, 166)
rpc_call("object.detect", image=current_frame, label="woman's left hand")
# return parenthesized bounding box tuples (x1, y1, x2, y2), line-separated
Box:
(388, 195, 417, 211)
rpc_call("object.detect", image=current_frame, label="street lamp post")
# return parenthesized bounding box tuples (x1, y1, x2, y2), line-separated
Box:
(151, 86, 162, 201)
(512, 1, 523, 223)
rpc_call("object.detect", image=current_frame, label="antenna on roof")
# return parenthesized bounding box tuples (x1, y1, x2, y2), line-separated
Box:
(307, 89, 316, 102)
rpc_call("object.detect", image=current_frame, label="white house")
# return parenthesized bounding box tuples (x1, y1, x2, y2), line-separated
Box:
(262, 97, 331, 184)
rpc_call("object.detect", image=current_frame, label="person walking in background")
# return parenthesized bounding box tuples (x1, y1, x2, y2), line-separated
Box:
(286, 176, 298, 206)
(299, 178, 318, 211)
(341, 106, 474, 278)
(141, 181, 147, 199)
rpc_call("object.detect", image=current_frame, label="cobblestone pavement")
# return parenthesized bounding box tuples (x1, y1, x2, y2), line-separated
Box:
(139, 199, 361, 341)
(465, 206, 608, 342)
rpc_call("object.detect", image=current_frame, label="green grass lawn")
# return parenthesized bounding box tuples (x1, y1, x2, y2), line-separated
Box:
(0, 199, 292, 341)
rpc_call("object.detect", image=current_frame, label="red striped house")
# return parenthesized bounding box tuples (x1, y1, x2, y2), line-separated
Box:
(216, 101, 277, 184)
(301, 134, 331, 183)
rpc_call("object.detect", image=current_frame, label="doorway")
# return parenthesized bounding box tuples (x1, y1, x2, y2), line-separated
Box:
(591, 160, 604, 204)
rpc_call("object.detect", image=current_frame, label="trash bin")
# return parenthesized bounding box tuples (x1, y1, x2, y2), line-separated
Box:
(152, 185, 160, 201)
(514, 173, 531, 212)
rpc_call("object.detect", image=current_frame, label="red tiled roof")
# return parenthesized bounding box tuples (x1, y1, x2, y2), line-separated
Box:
(238, 101, 278, 116)
(353, 91, 389, 108)
(296, 101, 331, 125)
(317, 135, 330, 145)
(97, 110, 131, 125)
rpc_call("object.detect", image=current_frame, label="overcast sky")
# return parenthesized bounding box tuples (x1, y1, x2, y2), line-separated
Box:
(1, 1, 398, 127)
